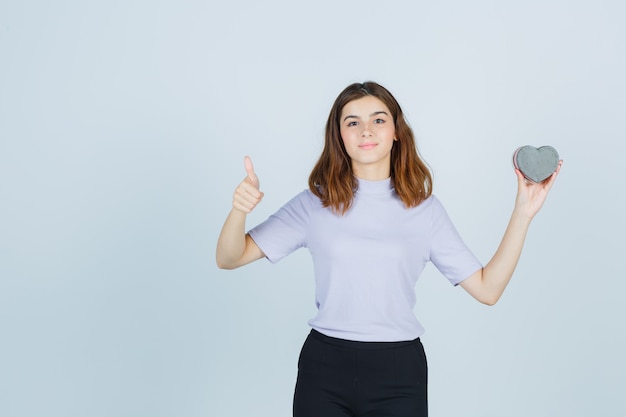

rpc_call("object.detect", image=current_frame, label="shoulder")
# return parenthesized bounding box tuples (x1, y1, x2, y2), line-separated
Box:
(426, 194, 451, 216)
(412, 194, 448, 223)
(407, 193, 439, 212)
(288, 188, 322, 207)
(275, 189, 323, 216)
(427, 194, 442, 209)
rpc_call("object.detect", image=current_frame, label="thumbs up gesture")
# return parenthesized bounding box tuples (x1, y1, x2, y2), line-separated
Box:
(232, 156, 264, 214)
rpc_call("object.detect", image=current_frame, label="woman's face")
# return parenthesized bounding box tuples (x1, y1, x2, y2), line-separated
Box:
(339, 96, 396, 180)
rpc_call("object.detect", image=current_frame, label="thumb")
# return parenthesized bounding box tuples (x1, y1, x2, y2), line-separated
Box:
(244, 155, 260, 188)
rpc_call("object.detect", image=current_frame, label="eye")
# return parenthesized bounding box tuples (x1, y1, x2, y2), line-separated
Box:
(347, 121, 358, 127)
(373, 118, 385, 124)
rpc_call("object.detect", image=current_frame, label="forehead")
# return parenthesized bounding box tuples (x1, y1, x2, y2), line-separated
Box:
(340, 95, 391, 117)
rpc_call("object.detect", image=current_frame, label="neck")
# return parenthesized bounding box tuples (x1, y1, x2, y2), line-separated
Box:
(352, 164, 390, 181)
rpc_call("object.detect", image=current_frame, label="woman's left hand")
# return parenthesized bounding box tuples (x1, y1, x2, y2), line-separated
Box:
(514, 160, 563, 220)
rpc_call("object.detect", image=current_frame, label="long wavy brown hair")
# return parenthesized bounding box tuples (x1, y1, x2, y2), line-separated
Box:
(309, 81, 433, 214)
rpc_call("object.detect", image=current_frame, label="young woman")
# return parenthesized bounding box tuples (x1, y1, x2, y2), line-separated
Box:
(216, 81, 561, 417)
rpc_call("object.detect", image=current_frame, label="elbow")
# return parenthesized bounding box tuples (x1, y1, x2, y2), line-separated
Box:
(216, 256, 237, 270)
(216, 261, 229, 270)
(480, 293, 500, 306)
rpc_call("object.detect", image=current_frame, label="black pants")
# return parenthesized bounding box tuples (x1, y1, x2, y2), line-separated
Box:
(293, 330, 428, 417)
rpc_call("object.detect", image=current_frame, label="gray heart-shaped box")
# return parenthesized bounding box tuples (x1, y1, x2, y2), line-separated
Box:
(513, 145, 559, 183)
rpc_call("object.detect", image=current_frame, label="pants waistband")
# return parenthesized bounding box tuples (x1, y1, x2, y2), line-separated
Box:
(309, 329, 421, 350)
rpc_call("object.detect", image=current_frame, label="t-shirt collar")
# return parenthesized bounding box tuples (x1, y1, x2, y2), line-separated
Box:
(355, 177, 393, 195)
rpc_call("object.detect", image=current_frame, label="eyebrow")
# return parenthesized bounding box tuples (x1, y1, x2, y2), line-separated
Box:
(343, 111, 389, 122)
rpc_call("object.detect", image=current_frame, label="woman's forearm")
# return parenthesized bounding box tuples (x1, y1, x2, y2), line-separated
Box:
(480, 210, 532, 304)
(216, 208, 248, 269)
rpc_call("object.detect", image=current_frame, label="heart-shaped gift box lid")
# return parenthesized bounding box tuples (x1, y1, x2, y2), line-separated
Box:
(513, 145, 560, 183)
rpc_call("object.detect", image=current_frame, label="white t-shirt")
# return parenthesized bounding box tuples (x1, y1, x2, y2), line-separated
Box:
(249, 178, 482, 342)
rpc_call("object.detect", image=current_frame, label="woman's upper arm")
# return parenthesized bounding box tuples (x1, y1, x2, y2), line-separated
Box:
(459, 268, 497, 306)
(221, 234, 265, 270)
(239, 233, 266, 267)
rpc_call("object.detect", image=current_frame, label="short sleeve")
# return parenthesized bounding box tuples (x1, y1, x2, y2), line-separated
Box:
(248, 190, 313, 263)
(429, 196, 483, 285)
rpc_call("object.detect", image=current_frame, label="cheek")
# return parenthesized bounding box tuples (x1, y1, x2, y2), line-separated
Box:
(339, 132, 357, 157)
(339, 129, 354, 145)
(383, 125, 396, 138)
(339, 128, 346, 142)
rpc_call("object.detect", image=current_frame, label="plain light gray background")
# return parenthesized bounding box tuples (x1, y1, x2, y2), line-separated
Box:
(1, 1, 625, 416)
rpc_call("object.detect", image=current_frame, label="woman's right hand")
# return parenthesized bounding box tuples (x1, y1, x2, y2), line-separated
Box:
(232, 156, 264, 214)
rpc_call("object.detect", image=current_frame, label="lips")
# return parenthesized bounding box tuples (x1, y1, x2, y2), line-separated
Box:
(359, 143, 377, 150)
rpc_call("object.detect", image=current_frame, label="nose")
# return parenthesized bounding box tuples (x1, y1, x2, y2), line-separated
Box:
(361, 125, 373, 137)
